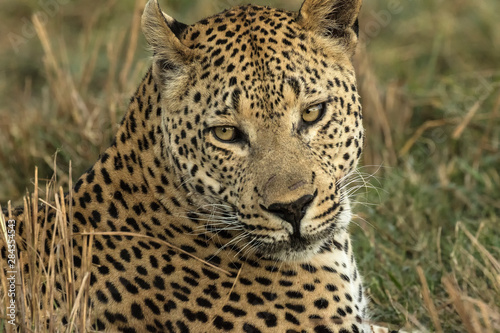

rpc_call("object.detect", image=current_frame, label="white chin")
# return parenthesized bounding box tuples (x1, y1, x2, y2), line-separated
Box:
(265, 242, 324, 262)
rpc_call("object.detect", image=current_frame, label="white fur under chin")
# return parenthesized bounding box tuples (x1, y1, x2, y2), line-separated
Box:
(265, 200, 354, 262)
(269, 240, 327, 262)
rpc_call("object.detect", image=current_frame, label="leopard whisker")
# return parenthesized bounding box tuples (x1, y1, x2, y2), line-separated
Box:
(212, 232, 249, 257)
(234, 236, 257, 258)
(350, 213, 375, 230)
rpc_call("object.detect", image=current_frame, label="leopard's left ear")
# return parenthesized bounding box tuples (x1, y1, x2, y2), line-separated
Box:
(297, 0, 362, 55)
(142, 0, 193, 86)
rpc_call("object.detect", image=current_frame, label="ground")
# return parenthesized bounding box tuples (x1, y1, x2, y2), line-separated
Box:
(0, 0, 499, 332)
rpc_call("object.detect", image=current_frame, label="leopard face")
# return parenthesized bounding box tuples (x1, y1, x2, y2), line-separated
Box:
(142, 0, 363, 262)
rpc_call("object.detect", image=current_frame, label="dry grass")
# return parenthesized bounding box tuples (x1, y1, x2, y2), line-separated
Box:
(0, 167, 93, 332)
(1, 0, 499, 332)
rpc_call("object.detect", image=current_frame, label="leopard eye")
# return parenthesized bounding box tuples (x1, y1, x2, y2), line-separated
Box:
(212, 126, 239, 142)
(302, 103, 325, 124)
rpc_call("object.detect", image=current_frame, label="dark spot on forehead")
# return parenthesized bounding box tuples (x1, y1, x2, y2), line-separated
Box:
(286, 77, 301, 98)
(232, 89, 242, 111)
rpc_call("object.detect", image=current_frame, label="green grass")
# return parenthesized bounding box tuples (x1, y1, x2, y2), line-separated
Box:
(1, 0, 499, 332)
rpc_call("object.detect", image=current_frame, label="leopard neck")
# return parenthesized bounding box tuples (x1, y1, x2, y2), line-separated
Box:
(72, 69, 197, 234)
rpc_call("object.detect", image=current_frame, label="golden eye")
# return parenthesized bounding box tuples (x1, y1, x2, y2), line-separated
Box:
(213, 126, 238, 142)
(302, 103, 325, 123)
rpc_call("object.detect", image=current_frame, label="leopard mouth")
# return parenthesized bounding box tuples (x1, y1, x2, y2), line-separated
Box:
(192, 197, 344, 261)
(252, 220, 338, 261)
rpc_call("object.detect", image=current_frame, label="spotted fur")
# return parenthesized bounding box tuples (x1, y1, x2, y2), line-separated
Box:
(1, 0, 394, 332)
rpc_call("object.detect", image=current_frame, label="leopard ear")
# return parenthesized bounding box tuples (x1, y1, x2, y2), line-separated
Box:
(297, 0, 362, 54)
(142, 0, 192, 85)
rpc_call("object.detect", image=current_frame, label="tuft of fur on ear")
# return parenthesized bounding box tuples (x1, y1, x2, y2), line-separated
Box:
(297, 0, 362, 55)
(141, 0, 193, 86)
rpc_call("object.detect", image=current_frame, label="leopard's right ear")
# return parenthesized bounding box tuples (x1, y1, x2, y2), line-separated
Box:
(297, 0, 362, 56)
(142, 0, 193, 85)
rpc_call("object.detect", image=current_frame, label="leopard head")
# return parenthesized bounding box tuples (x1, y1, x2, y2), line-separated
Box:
(142, 0, 363, 261)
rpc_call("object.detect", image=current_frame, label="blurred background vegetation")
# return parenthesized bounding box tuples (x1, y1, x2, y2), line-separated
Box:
(0, 0, 499, 331)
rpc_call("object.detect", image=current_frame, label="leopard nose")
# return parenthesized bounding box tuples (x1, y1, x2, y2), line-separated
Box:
(260, 194, 315, 236)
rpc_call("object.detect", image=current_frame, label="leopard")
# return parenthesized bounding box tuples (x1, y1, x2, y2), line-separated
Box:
(1, 0, 395, 332)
